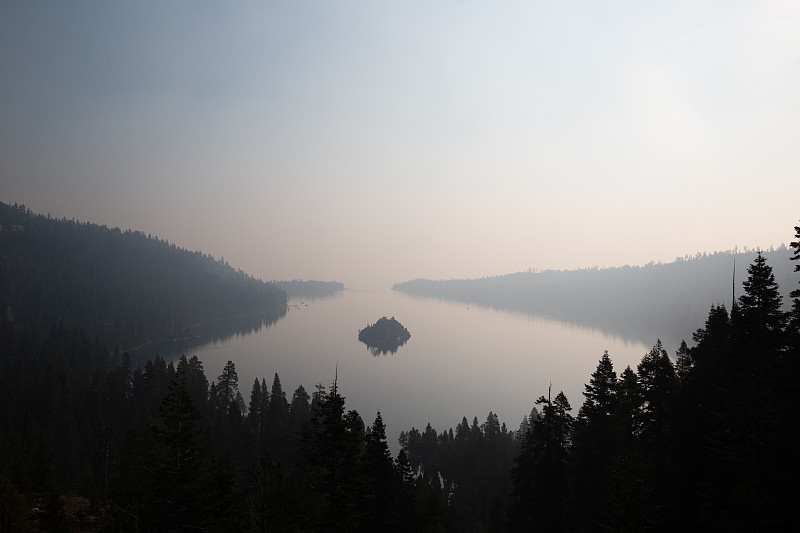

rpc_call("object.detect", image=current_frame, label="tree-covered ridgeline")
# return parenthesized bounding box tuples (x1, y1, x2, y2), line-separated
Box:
(393, 245, 796, 347)
(272, 279, 344, 298)
(0, 202, 287, 350)
(1, 217, 799, 530)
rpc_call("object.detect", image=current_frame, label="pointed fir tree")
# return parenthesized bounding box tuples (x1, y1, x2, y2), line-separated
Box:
(249, 378, 263, 434)
(147, 367, 206, 531)
(736, 252, 785, 526)
(259, 378, 270, 445)
(672, 338, 704, 527)
(266, 373, 289, 462)
(675, 340, 693, 382)
(185, 355, 209, 415)
(289, 385, 311, 429)
(635, 340, 677, 528)
(363, 411, 397, 532)
(509, 387, 573, 532)
(572, 351, 618, 530)
(737, 251, 786, 359)
(599, 365, 644, 532)
(303, 380, 366, 532)
(216, 360, 239, 413)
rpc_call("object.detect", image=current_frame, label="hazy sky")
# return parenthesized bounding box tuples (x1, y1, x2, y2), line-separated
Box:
(2, 1, 798, 288)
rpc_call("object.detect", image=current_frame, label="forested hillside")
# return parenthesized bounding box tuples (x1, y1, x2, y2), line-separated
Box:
(1, 208, 799, 531)
(272, 279, 344, 298)
(0, 202, 286, 350)
(394, 246, 795, 346)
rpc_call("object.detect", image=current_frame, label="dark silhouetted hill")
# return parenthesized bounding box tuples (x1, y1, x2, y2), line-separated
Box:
(0, 201, 286, 350)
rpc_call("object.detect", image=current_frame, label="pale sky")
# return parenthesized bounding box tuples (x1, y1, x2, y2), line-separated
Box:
(2, 1, 798, 289)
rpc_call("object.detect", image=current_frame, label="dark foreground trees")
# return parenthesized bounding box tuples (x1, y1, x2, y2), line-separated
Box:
(503, 240, 800, 532)
(509, 389, 573, 531)
(2, 224, 800, 531)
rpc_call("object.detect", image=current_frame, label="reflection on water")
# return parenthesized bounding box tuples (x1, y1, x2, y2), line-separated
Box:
(128, 306, 287, 367)
(135, 289, 658, 453)
(367, 344, 404, 356)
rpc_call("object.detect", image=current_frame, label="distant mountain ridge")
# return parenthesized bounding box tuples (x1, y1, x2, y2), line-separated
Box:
(0, 201, 287, 350)
(272, 279, 344, 297)
(393, 247, 796, 348)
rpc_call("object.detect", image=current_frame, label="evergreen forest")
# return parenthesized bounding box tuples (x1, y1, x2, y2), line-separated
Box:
(0, 202, 287, 351)
(2, 203, 800, 531)
(393, 245, 796, 347)
(271, 280, 345, 298)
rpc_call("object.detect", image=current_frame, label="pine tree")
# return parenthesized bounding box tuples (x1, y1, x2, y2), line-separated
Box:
(637, 341, 676, 439)
(363, 412, 397, 531)
(735, 251, 792, 527)
(266, 373, 289, 463)
(675, 340, 693, 382)
(599, 366, 644, 532)
(235, 390, 247, 417)
(303, 381, 366, 532)
(509, 388, 572, 532)
(289, 385, 311, 431)
(636, 340, 677, 528)
(147, 368, 206, 531)
(395, 448, 415, 488)
(737, 252, 786, 358)
(144, 355, 169, 417)
(183, 355, 209, 415)
(259, 378, 270, 445)
(672, 339, 703, 528)
(392, 448, 416, 532)
(216, 360, 239, 413)
(249, 378, 263, 435)
(686, 305, 742, 530)
(572, 351, 618, 530)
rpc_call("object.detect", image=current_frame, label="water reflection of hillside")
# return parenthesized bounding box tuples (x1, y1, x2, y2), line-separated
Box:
(405, 292, 668, 347)
(394, 247, 796, 350)
(287, 291, 345, 308)
(129, 306, 287, 365)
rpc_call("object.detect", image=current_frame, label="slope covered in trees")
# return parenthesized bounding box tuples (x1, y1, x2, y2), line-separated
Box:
(393, 246, 795, 346)
(272, 279, 344, 298)
(0, 202, 287, 350)
(2, 209, 799, 531)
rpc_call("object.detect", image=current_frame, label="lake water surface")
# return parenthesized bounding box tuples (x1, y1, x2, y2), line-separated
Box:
(167, 288, 655, 449)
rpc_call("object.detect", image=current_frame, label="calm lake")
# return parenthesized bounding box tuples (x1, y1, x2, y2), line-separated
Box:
(154, 288, 657, 449)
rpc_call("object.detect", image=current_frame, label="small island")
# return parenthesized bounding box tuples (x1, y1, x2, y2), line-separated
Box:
(358, 316, 411, 356)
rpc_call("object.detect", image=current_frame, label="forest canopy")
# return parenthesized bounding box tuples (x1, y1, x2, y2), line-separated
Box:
(271, 279, 344, 298)
(0, 202, 287, 350)
(1, 203, 799, 531)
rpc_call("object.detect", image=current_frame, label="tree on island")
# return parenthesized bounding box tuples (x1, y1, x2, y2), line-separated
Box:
(358, 316, 411, 355)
